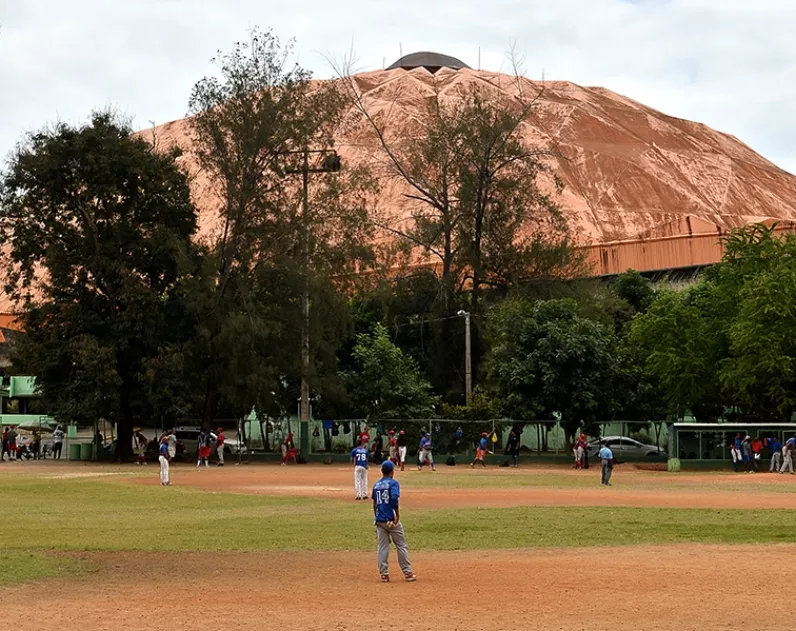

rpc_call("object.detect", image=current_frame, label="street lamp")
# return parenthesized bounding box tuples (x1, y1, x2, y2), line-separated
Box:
(282, 148, 341, 458)
(457, 310, 472, 406)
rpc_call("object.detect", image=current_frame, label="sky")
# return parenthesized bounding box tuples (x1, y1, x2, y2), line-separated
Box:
(1, 0, 796, 172)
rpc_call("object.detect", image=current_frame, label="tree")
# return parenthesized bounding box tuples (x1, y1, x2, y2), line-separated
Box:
(338, 63, 581, 397)
(0, 112, 197, 458)
(343, 323, 437, 420)
(485, 297, 618, 442)
(187, 28, 375, 426)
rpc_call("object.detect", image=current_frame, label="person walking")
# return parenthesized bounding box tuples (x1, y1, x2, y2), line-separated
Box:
(352, 439, 369, 500)
(197, 429, 212, 468)
(780, 437, 795, 474)
(372, 460, 416, 583)
(397, 430, 408, 471)
(766, 436, 782, 473)
(52, 425, 65, 460)
(215, 427, 225, 466)
(133, 429, 148, 465)
(506, 430, 520, 468)
(471, 432, 489, 468)
(158, 435, 171, 486)
(599, 440, 614, 486)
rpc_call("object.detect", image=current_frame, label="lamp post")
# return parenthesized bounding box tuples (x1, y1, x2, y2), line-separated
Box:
(457, 310, 472, 405)
(283, 149, 341, 458)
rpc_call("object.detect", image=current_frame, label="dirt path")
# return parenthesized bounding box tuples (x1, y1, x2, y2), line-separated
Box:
(8, 545, 793, 630)
(126, 464, 796, 509)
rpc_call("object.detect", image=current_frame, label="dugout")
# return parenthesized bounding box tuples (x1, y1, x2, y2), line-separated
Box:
(669, 422, 796, 469)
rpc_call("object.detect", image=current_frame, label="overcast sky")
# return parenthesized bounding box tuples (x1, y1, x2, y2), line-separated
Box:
(2, 0, 795, 172)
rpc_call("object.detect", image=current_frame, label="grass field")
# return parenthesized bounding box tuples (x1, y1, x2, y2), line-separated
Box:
(2, 464, 795, 587)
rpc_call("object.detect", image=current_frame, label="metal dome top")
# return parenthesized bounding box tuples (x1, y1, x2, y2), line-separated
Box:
(387, 52, 471, 73)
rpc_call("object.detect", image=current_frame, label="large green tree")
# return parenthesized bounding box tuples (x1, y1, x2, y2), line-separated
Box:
(343, 323, 437, 420)
(485, 297, 619, 441)
(341, 69, 581, 400)
(0, 112, 197, 458)
(187, 28, 374, 425)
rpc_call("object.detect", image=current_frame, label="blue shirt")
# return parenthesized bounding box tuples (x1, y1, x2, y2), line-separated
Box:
(479, 437, 488, 450)
(769, 439, 782, 452)
(420, 437, 431, 450)
(599, 446, 613, 460)
(159, 442, 169, 457)
(786, 438, 795, 448)
(372, 477, 400, 522)
(351, 447, 369, 468)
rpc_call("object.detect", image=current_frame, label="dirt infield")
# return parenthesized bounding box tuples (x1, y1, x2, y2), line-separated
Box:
(126, 463, 796, 509)
(6, 544, 794, 630)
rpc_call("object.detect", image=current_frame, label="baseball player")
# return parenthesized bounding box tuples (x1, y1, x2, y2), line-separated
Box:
(372, 460, 416, 583)
(766, 436, 782, 472)
(417, 433, 435, 471)
(397, 430, 408, 471)
(158, 435, 171, 486)
(215, 427, 225, 466)
(352, 439, 370, 500)
(133, 429, 148, 465)
(197, 429, 212, 468)
(167, 429, 177, 460)
(780, 437, 795, 474)
(470, 432, 490, 468)
(387, 430, 399, 465)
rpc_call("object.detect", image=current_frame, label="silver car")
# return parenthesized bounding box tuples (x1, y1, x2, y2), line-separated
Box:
(588, 436, 663, 458)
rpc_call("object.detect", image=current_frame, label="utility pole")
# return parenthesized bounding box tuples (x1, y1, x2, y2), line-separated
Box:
(458, 310, 472, 405)
(283, 148, 341, 459)
(300, 149, 311, 458)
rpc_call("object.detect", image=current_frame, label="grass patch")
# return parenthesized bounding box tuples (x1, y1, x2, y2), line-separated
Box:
(1, 476, 795, 563)
(0, 551, 86, 584)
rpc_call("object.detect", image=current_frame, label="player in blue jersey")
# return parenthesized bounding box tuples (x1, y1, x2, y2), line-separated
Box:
(417, 433, 435, 471)
(158, 435, 171, 486)
(372, 460, 416, 583)
(352, 439, 370, 500)
(470, 432, 490, 468)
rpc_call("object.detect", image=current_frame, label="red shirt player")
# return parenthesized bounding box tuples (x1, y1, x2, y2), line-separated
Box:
(388, 430, 398, 464)
(359, 426, 371, 449)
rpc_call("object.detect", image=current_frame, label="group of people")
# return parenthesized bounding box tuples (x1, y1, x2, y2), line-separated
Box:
(729, 434, 795, 474)
(1, 425, 65, 461)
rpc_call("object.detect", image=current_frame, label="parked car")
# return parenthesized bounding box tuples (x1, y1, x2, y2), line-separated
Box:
(173, 426, 202, 458)
(588, 436, 663, 459)
(223, 437, 248, 456)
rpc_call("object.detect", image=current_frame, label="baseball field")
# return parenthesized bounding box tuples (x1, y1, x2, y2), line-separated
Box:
(1, 461, 794, 630)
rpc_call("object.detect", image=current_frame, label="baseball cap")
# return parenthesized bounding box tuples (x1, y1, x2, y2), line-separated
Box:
(381, 460, 395, 474)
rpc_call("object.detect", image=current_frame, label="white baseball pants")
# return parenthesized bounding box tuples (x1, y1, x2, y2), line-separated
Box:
(781, 449, 793, 474)
(399, 447, 407, 464)
(354, 465, 368, 498)
(159, 455, 170, 485)
(217, 445, 224, 465)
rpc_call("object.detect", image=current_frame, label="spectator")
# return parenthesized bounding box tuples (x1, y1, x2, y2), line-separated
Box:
(372, 431, 384, 464)
(133, 429, 148, 465)
(1, 426, 9, 462)
(167, 430, 177, 461)
(454, 425, 463, 453)
(505, 430, 520, 468)
(281, 432, 295, 466)
(31, 430, 41, 460)
(7, 427, 17, 461)
(741, 435, 754, 473)
(751, 436, 763, 471)
(215, 427, 225, 467)
(52, 425, 65, 460)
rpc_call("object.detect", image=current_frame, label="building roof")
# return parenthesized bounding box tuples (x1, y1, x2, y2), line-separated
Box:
(387, 52, 470, 73)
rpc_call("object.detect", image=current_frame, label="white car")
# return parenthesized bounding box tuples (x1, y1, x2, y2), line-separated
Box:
(222, 437, 248, 455)
(588, 436, 663, 458)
